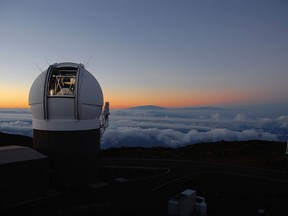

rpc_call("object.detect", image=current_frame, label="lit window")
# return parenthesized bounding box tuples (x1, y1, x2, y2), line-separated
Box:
(48, 68, 77, 96)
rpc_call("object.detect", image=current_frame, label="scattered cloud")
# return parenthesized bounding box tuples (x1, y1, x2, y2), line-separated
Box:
(233, 113, 248, 121)
(277, 115, 288, 128)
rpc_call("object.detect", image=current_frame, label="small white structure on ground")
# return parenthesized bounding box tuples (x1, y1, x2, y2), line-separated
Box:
(168, 189, 208, 216)
(195, 196, 207, 216)
(29, 62, 109, 187)
(168, 189, 197, 216)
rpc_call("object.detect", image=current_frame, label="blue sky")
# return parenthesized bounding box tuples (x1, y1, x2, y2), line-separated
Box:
(0, 0, 288, 108)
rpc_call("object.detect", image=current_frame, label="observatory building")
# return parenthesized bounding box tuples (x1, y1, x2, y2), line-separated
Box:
(29, 62, 109, 187)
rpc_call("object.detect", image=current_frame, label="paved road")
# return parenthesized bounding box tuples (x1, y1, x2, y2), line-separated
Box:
(100, 158, 288, 189)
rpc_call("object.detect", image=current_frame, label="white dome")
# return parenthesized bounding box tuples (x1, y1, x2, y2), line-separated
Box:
(29, 62, 104, 131)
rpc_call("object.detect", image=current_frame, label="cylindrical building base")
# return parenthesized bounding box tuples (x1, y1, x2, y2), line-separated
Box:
(33, 129, 100, 187)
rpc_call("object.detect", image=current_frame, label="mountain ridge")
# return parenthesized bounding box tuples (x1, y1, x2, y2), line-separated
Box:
(127, 105, 230, 111)
(127, 105, 167, 110)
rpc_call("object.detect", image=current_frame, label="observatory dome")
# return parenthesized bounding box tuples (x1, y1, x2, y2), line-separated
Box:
(29, 62, 103, 131)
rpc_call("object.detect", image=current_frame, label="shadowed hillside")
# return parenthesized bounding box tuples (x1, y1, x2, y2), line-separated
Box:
(0, 132, 32, 148)
(0, 132, 287, 169)
(101, 140, 288, 169)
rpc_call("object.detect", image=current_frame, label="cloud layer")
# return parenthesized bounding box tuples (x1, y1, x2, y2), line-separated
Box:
(103, 127, 278, 149)
(0, 109, 32, 137)
(0, 107, 287, 149)
(101, 108, 284, 149)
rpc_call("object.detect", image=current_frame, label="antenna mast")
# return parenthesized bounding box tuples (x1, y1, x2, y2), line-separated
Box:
(85, 56, 93, 69)
(44, 55, 50, 66)
(34, 63, 43, 73)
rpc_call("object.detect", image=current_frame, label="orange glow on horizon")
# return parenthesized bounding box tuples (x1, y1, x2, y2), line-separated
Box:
(0, 87, 280, 109)
(0, 99, 29, 108)
(104, 88, 268, 109)
(0, 88, 29, 108)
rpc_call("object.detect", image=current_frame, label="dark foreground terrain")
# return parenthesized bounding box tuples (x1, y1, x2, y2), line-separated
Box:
(101, 140, 288, 170)
(0, 132, 287, 215)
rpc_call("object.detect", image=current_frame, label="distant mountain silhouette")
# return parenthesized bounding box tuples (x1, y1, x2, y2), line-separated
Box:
(127, 105, 232, 111)
(175, 106, 227, 111)
(126, 105, 236, 111)
(128, 105, 166, 110)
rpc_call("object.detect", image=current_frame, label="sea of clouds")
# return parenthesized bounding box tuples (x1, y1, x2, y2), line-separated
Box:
(0, 109, 33, 137)
(0, 106, 287, 149)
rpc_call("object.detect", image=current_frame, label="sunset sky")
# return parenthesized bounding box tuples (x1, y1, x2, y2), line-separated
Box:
(0, 0, 287, 109)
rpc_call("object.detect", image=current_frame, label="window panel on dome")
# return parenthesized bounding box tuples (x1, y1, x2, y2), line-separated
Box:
(48, 68, 77, 96)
